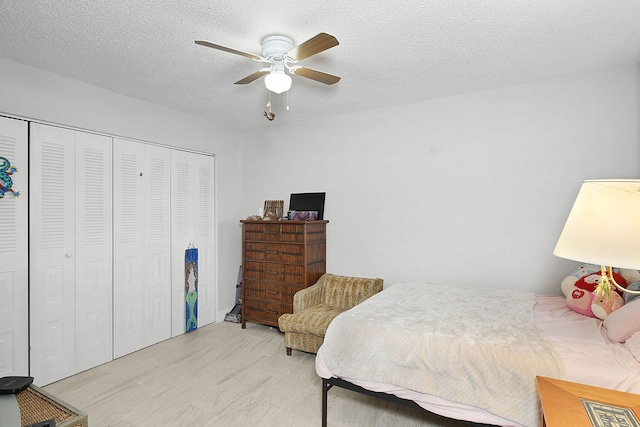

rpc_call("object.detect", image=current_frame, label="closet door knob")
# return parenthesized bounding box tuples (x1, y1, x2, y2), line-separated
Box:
(65, 253, 72, 258)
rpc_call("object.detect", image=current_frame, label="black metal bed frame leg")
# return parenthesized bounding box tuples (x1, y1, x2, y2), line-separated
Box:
(322, 378, 333, 427)
(320, 377, 433, 427)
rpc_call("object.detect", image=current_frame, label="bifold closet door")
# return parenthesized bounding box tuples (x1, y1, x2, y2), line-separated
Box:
(113, 139, 171, 358)
(30, 125, 75, 385)
(74, 131, 113, 373)
(143, 144, 172, 347)
(0, 116, 28, 377)
(30, 123, 112, 386)
(113, 139, 145, 358)
(170, 150, 216, 336)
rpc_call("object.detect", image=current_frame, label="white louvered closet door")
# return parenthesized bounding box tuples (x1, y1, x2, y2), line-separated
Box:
(0, 116, 28, 377)
(30, 123, 112, 386)
(113, 140, 171, 357)
(143, 144, 171, 347)
(170, 150, 216, 337)
(74, 131, 113, 373)
(30, 124, 77, 385)
(113, 138, 146, 358)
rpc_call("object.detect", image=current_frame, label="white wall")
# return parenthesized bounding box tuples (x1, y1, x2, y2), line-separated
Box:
(240, 65, 640, 295)
(0, 57, 244, 319)
(2, 56, 638, 305)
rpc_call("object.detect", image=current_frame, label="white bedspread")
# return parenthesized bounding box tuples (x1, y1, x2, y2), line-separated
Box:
(320, 281, 563, 427)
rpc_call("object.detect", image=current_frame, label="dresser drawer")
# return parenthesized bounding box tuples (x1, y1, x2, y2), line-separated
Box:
(266, 283, 303, 302)
(264, 283, 284, 301)
(263, 224, 281, 241)
(243, 223, 282, 241)
(243, 279, 265, 300)
(243, 280, 288, 303)
(268, 244, 304, 263)
(244, 261, 306, 285)
(280, 244, 304, 263)
(243, 223, 267, 241)
(244, 261, 282, 281)
(280, 224, 304, 242)
(243, 299, 288, 325)
(245, 243, 305, 263)
(265, 244, 284, 262)
(244, 242, 266, 261)
(263, 263, 284, 281)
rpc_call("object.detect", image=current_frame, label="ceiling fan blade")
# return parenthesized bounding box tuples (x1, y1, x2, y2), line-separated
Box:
(234, 68, 271, 85)
(195, 40, 265, 62)
(286, 33, 339, 61)
(291, 67, 341, 85)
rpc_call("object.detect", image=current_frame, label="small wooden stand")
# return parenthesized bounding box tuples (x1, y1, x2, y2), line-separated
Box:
(537, 376, 640, 427)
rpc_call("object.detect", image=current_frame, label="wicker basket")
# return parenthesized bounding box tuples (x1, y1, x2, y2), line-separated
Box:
(263, 199, 284, 219)
(15, 385, 87, 427)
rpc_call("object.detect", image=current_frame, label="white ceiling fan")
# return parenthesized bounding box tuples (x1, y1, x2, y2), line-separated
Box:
(195, 33, 340, 94)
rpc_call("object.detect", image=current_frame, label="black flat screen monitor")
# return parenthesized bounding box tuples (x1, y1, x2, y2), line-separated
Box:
(289, 192, 325, 220)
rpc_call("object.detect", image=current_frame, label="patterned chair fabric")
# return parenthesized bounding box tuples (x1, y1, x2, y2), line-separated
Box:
(277, 273, 383, 355)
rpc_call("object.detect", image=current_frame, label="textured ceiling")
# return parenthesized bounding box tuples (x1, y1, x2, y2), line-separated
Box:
(1, 1, 640, 130)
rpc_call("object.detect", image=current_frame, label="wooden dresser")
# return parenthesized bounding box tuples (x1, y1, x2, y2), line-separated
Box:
(240, 220, 328, 328)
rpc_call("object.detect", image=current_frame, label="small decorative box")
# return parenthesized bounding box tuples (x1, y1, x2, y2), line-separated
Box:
(289, 211, 318, 221)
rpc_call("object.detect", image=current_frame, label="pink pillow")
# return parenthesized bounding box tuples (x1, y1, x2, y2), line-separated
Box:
(604, 297, 640, 343)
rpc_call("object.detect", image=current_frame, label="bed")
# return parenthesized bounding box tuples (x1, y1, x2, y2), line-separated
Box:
(315, 280, 640, 427)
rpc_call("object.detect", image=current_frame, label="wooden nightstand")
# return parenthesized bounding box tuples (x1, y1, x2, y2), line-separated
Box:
(537, 376, 640, 427)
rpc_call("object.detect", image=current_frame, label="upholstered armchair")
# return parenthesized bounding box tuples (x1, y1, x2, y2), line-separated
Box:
(277, 273, 383, 355)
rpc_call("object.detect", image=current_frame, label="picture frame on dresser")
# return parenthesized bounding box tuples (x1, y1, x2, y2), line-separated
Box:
(240, 219, 328, 328)
(289, 192, 325, 220)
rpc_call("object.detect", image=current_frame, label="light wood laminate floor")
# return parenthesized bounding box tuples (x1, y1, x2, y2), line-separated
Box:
(45, 321, 485, 426)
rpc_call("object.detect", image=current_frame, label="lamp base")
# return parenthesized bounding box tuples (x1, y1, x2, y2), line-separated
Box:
(596, 265, 640, 296)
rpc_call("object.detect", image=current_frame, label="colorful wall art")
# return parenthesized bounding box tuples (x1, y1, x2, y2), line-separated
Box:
(185, 246, 198, 332)
(0, 156, 19, 198)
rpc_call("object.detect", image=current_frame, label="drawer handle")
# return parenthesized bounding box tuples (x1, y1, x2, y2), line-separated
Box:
(266, 290, 279, 295)
(267, 310, 278, 315)
(266, 231, 278, 235)
(266, 271, 278, 275)
(267, 250, 279, 255)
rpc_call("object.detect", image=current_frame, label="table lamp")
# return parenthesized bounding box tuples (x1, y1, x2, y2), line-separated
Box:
(554, 179, 640, 297)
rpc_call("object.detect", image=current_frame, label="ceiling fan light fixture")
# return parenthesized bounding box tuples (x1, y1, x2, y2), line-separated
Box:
(264, 71, 292, 94)
(196, 32, 340, 95)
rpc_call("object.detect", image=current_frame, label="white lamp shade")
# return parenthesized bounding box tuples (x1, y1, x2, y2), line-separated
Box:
(554, 180, 640, 269)
(264, 72, 292, 94)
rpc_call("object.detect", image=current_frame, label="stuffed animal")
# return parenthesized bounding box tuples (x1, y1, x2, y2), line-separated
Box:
(564, 269, 627, 319)
(591, 291, 624, 319)
(560, 264, 600, 297)
(620, 268, 640, 285)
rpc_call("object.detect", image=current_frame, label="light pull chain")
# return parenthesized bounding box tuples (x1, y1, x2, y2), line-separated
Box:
(264, 91, 275, 121)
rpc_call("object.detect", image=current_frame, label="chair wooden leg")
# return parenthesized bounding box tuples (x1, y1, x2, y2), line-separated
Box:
(286, 347, 292, 356)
